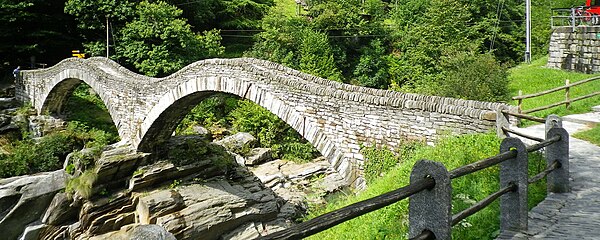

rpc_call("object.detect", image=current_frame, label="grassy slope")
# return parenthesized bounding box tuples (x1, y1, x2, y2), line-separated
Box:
(508, 57, 600, 117)
(573, 124, 600, 146)
(306, 133, 546, 240)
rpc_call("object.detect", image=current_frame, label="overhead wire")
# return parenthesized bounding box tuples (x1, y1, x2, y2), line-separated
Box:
(490, 0, 505, 52)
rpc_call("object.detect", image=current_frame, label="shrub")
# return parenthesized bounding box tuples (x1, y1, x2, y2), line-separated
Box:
(438, 52, 510, 102)
(66, 169, 98, 199)
(361, 146, 400, 184)
(229, 100, 319, 162)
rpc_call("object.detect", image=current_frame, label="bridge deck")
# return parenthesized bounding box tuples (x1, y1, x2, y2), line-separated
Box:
(498, 112, 600, 240)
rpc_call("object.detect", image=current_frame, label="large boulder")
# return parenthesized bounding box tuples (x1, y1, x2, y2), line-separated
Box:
(0, 170, 67, 240)
(214, 132, 257, 154)
(245, 148, 273, 166)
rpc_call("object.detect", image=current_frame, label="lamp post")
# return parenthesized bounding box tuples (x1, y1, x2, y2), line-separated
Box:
(525, 0, 531, 63)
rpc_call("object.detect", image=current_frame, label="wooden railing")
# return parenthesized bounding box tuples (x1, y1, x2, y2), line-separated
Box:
(258, 116, 570, 240)
(513, 76, 600, 114)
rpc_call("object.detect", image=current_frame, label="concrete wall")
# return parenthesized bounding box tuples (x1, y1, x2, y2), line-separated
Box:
(548, 26, 600, 73)
(17, 57, 510, 188)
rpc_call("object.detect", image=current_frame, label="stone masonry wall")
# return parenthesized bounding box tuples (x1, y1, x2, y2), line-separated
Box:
(18, 57, 510, 188)
(548, 26, 600, 73)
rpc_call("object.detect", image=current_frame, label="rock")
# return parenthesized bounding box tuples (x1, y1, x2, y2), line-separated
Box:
(222, 222, 261, 240)
(232, 152, 246, 166)
(42, 192, 78, 225)
(89, 224, 176, 240)
(319, 171, 347, 193)
(128, 160, 224, 191)
(0, 170, 67, 240)
(28, 115, 66, 137)
(136, 189, 185, 224)
(156, 179, 281, 240)
(214, 132, 257, 154)
(245, 148, 273, 166)
(0, 114, 10, 128)
(191, 125, 211, 138)
(0, 97, 17, 109)
(0, 123, 18, 134)
(78, 192, 136, 235)
(18, 222, 48, 240)
(95, 151, 150, 186)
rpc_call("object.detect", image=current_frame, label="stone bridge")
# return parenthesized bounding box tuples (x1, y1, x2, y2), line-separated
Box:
(16, 57, 508, 187)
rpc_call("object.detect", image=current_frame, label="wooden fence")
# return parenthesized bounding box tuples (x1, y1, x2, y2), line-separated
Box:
(513, 76, 600, 114)
(258, 115, 570, 240)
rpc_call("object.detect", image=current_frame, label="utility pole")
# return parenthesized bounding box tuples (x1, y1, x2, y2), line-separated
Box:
(525, 0, 531, 63)
(106, 16, 110, 58)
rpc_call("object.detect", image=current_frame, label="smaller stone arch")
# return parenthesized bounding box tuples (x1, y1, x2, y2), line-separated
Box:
(38, 69, 121, 138)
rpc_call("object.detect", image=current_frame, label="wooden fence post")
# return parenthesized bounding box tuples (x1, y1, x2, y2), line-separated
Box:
(546, 123, 570, 193)
(499, 137, 528, 233)
(565, 79, 571, 109)
(409, 160, 451, 240)
(518, 90, 523, 113)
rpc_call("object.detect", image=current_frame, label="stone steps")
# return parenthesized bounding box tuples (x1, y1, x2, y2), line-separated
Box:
(593, 105, 600, 112)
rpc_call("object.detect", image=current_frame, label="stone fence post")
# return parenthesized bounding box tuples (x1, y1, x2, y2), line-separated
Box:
(546, 122, 570, 193)
(409, 160, 451, 240)
(499, 137, 528, 233)
(496, 106, 511, 138)
(545, 114, 562, 135)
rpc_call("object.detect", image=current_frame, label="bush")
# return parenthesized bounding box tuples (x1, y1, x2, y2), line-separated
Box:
(439, 52, 510, 102)
(229, 100, 319, 161)
(361, 146, 400, 184)
(66, 169, 97, 199)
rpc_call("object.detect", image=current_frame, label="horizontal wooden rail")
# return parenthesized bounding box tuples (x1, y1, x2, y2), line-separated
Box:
(526, 135, 561, 153)
(529, 161, 561, 184)
(451, 183, 517, 226)
(502, 127, 544, 142)
(512, 76, 600, 100)
(410, 230, 435, 240)
(449, 150, 517, 179)
(257, 178, 435, 240)
(501, 110, 545, 123)
(521, 91, 599, 114)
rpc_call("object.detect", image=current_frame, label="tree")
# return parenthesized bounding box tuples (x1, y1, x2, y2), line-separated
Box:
(246, 13, 342, 81)
(353, 39, 389, 89)
(115, 1, 224, 77)
(0, 0, 80, 81)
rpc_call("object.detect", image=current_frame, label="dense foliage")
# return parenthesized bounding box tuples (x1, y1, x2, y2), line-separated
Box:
(177, 94, 319, 162)
(0, 83, 118, 178)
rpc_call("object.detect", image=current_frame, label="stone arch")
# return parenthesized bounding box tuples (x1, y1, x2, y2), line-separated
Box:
(135, 76, 352, 183)
(39, 69, 121, 137)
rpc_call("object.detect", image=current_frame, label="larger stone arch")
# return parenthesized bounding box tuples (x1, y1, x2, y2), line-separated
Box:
(135, 75, 353, 183)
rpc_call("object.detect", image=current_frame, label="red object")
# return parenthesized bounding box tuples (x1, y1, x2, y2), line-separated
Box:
(586, 0, 600, 15)
(573, 1, 600, 25)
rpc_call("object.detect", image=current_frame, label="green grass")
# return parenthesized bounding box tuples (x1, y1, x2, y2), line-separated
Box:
(508, 57, 600, 118)
(573, 124, 600, 146)
(305, 133, 547, 240)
